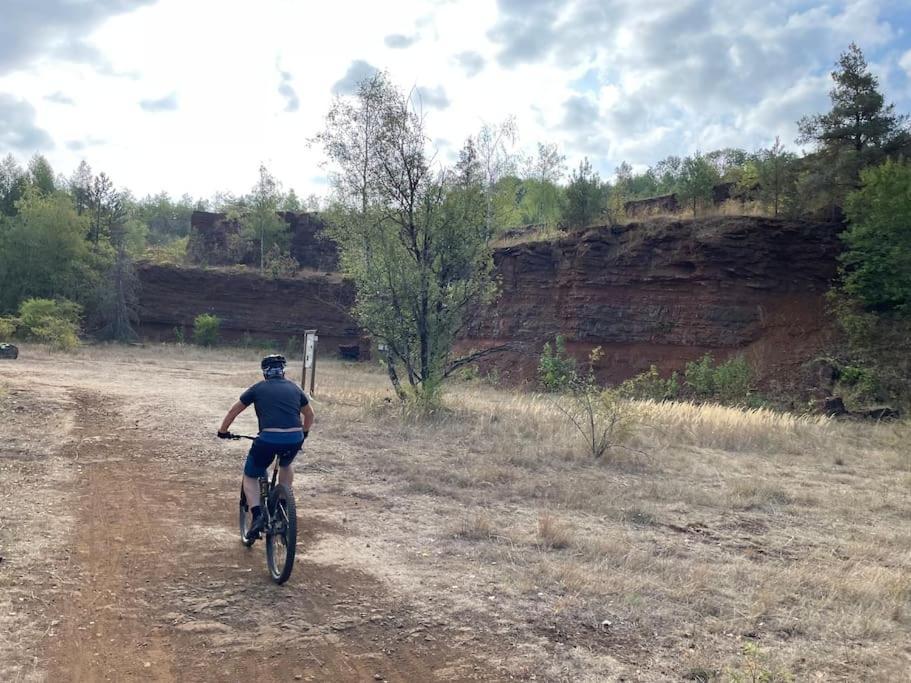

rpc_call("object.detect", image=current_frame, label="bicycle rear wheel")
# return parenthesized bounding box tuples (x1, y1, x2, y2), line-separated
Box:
(265, 483, 297, 584)
(238, 487, 255, 547)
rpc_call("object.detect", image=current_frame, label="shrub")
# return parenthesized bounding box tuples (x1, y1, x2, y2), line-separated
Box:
(264, 246, 300, 278)
(16, 298, 81, 351)
(538, 335, 577, 392)
(0, 317, 16, 341)
(192, 313, 220, 346)
(684, 353, 755, 406)
(548, 347, 635, 459)
(713, 356, 753, 405)
(685, 353, 717, 399)
(617, 365, 680, 401)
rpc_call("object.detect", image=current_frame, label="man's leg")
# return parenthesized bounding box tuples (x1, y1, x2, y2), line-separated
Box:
(243, 443, 268, 539)
(243, 474, 261, 508)
(278, 464, 293, 488)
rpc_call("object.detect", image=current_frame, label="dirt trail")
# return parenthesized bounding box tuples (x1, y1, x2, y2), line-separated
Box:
(26, 387, 490, 682)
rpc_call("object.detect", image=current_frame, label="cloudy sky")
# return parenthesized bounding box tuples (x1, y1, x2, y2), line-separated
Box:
(2, 0, 911, 199)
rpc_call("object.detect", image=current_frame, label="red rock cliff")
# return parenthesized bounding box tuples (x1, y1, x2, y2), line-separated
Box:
(136, 263, 358, 352)
(465, 216, 841, 386)
(137, 215, 841, 383)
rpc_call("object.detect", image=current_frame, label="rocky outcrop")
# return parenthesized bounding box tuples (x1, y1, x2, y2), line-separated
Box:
(136, 263, 359, 353)
(138, 215, 842, 389)
(187, 211, 338, 271)
(464, 216, 841, 387)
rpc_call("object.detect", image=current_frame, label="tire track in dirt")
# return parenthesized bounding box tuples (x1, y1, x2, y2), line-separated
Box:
(44, 390, 495, 682)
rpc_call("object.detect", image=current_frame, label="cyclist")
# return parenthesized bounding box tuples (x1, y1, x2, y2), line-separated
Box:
(217, 354, 314, 540)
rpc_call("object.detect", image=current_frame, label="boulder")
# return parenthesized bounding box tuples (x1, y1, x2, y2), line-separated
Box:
(0, 343, 18, 359)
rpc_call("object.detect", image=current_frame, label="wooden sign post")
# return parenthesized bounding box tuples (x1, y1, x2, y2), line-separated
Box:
(301, 329, 318, 396)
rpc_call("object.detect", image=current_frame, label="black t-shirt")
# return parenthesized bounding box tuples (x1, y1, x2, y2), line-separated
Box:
(239, 378, 309, 431)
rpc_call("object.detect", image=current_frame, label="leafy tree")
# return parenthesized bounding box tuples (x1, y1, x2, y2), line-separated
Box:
(135, 191, 194, 244)
(0, 154, 27, 216)
(517, 178, 565, 228)
(281, 188, 302, 212)
(68, 160, 93, 215)
(314, 71, 395, 216)
(705, 148, 749, 182)
(563, 157, 604, 228)
(319, 76, 496, 402)
(526, 141, 566, 183)
(839, 159, 911, 314)
(652, 155, 683, 194)
(27, 154, 56, 195)
(86, 172, 120, 247)
(797, 43, 910, 204)
(0, 190, 98, 312)
(476, 116, 519, 233)
(97, 206, 141, 341)
(243, 164, 289, 272)
(677, 153, 720, 214)
(16, 298, 82, 351)
(606, 161, 634, 223)
(755, 137, 798, 217)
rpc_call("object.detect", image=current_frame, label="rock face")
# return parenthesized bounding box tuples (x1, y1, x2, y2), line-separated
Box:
(136, 263, 360, 354)
(464, 216, 841, 386)
(137, 215, 842, 388)
(187, 211, 338, 271)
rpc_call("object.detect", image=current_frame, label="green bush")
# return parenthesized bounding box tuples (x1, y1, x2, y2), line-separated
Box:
(684, 353, 716, 399)
(617, 365, 680, 401)
(192, 313, 221, 347)
(684, 353, 755, 406)
(0, 317, 16, 341)
(714, 356, 753, 404)
(538, 335, 577, 392)
(16, 298, 82, 351)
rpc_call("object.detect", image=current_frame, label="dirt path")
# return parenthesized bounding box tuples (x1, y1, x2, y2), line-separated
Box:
(16, 386, 492, 682)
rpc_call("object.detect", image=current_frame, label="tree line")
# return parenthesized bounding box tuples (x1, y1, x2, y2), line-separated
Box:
(1, 43, 909, 406)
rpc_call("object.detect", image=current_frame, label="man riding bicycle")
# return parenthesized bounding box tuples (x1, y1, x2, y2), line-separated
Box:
(217, 354, 314, 540)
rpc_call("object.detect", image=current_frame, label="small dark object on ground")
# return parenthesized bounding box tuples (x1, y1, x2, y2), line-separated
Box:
(823, 396, 846, 416)
(0, 343, 18, 359)
(859, 406, 900, 421)
(822, 396, 899, 421)
(338, 344, 361, 361)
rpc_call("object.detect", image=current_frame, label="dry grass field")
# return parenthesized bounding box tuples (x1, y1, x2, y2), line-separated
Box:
(1, 343, 909, 681)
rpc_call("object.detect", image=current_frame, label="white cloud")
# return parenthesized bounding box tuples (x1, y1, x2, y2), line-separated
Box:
(901, 49, 911, 77)
(0, 0, 907, 199)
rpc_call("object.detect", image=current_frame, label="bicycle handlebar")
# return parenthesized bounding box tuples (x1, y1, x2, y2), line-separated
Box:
(222, 432, 255, 440)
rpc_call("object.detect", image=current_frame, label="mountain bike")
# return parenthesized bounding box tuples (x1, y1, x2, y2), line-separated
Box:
(225, 433, 297, 584)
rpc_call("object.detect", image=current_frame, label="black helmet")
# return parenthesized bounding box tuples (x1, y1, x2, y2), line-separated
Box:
(261, 354, 287, 370)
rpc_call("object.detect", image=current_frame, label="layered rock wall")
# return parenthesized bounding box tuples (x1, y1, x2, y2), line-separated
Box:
(136, 263, 358, 352)
(138, 215, 841, 383)
(465, 216, 841, 386)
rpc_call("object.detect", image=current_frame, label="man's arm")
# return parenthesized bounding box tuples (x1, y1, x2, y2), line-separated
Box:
(301, 403, 314, 433)
(218, 400, 248, 434)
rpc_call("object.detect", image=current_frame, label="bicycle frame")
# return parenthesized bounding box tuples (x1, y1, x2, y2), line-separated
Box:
(229, 434, 282, 531)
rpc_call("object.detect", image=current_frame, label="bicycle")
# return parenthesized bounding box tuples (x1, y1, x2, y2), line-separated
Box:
(224, 433, 298, 585)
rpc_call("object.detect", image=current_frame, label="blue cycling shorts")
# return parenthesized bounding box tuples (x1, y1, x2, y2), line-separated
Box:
(244, 432, 304, 478)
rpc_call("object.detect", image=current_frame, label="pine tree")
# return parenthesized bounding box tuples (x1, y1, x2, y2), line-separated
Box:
(797, 44, 910, 196)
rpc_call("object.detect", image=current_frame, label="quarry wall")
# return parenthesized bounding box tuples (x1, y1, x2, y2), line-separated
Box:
(137, 215, 841, 387)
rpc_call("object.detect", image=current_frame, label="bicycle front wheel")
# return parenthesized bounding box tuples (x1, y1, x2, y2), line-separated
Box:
(265, 483, 297, 584)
